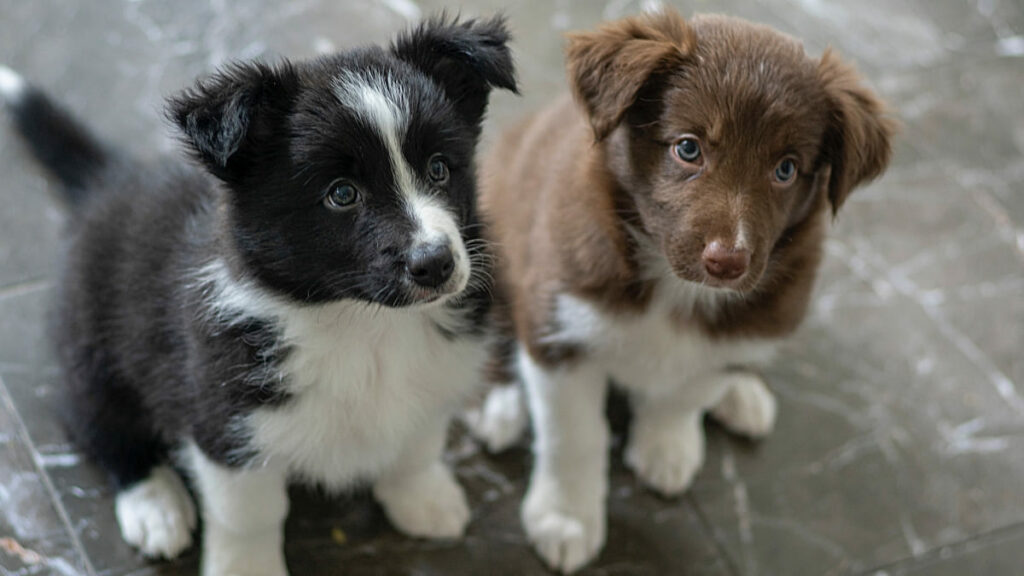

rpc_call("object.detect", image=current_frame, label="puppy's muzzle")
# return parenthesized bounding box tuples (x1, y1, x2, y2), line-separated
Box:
(406, 241, 455, 289)
(702, 240, 750, 281)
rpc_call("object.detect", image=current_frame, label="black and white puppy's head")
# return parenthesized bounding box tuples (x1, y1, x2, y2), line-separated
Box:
(169, 16, 517, 307)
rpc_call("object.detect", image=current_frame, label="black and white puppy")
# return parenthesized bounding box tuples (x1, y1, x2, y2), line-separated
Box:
(0, 16, 515, 576)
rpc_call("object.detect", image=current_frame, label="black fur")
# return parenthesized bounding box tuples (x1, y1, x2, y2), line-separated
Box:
(393, 13, 519, 132)
(4, 84, 109, 203)
(5, 16, 516, 487)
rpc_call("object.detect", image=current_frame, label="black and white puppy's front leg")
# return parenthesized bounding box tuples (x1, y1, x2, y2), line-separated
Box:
(373, 418, 470, 539)
(186, 444, 289, 576)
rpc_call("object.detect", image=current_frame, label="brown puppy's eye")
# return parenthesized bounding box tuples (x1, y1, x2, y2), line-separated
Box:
(773, 158, 798, 184)
(672, 137, 702, 164)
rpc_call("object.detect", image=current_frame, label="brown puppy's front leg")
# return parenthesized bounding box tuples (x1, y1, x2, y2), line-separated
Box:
(520, 352, 609, 574)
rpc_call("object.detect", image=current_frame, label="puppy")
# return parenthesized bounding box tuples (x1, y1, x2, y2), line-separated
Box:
(469, 10, 894, 573)
(0, 16, 515, 576)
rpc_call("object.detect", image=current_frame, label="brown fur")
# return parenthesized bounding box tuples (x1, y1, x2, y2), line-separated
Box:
(481, 10, 895, 370)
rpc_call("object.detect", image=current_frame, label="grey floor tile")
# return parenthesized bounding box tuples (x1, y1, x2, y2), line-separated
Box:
(45, 460, 170, 576)
(870, 525, 1024, 576)
(0, 378, 87, 575)
(942, 293, 1024, 411)
(0, 287, 55, 372)
(1, 370, 72, 457)
(690, 270, 1024, 573)
(0, 147, 63, 292)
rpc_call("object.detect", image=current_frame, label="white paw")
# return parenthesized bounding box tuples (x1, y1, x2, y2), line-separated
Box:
(521, 479, 605, 574)
(115, 466, 196, 559)
(374, 464, 470, 539)
(711, 373, 778, 438)
(625, 417, 704, 496)
(463, 383, 528, 453)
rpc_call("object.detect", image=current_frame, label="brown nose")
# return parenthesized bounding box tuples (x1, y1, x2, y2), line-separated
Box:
(702, 240, 750, 281)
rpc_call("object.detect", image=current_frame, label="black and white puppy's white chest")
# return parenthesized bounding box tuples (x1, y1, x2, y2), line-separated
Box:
(201, 259, 487, 488)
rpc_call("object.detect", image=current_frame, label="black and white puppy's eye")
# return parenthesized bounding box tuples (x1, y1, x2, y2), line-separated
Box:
(323, 180, 360, 210)
(672, 136, 702, 164)
(427, 154, 450, 184)
(773, 158, 798, 184)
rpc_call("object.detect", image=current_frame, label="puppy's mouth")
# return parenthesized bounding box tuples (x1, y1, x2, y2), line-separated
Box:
(697, 272, 758, 292)
(400, 246, 471, 307)
(671, 260, 765, 295)
(402, 275, 468, 306)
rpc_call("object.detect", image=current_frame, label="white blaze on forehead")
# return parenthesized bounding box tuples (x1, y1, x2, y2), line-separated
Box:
(333, 71, 470, 290)
(409, 193, 471, 290)
(410, 194, 459, 244)
(333, 71, 416, 199)
(735, 221, 750, 251)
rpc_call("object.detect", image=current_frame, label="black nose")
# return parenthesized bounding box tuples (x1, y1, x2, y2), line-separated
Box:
(407, 243, 455, 288)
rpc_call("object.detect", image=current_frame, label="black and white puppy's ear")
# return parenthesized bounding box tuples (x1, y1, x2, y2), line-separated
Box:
(167, 61, 298, 184)
(392, 14, 518, 131)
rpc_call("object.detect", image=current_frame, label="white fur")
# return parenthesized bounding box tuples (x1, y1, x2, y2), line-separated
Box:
(710, 372, 778, 438)
(479, 274, 776, 452)
(197, 259, 485, 489)
(334, 71, 414, 201)
(464, 382, 528, 453)
(516, 252, 779, 573)
(556, 291, 777, 401)
(409, 193, 471, 291)
(185, 259, 485, 573)
(625, 396, 705, 496)
(333, 71, 469, 288)
(244, 298, 484, 489)
(0, 65, 27, 103)
(185, 444, 289, 576)
(736, 220, 751, 251)
(372, 420, 470, 538)
(114, 466, 197, 559)
(520, 352, 608, 575)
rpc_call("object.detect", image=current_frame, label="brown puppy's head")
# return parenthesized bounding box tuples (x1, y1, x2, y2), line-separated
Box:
(567, 11, 895, 293)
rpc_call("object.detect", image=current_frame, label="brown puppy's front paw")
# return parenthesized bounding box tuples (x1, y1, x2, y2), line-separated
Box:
(522, 479, 606, 574)
(711, 373, 778, 439)
(625, 415, 704, 496)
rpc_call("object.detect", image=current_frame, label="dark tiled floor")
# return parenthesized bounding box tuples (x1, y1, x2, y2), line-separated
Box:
(1, 0, 1022, 575)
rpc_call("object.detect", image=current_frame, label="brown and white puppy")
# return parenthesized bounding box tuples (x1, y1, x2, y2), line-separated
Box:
(467, 10, 895, 573)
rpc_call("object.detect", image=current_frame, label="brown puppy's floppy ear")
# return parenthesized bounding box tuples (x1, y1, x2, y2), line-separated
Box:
(566, 9, 694, 141)
(818, 49, 897, 214)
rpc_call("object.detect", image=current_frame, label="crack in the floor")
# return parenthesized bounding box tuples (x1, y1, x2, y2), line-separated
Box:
(833, 239, 1024, 416)
(856, 520, 1024, 576)
(0, 374, 97, 576)
(0, 278, 51, 302)
(686, 492, 742, 576)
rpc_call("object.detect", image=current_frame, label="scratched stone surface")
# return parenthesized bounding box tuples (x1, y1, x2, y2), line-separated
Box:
(1, 0, 1023, 575)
